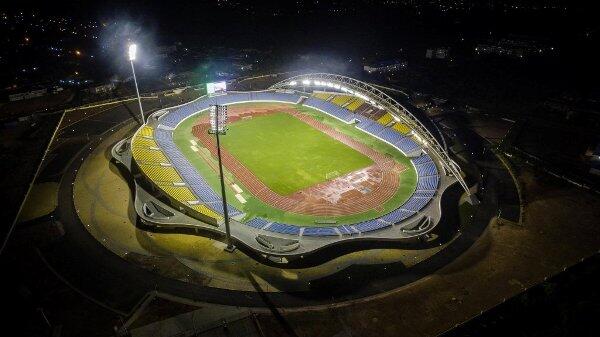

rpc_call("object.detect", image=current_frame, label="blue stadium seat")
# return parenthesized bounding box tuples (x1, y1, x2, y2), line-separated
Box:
(353, 219, 390, 233)
(246, 217, 269, 229)
(267, 222, 301, 235)
(395, 137, 421, 153)
(415, 161, 438, 177)
(379, 128, 404, 144)
(303, 97, 355, 122)
(381, 208, 415, 223)
(416, 175, 439, 191)
(303, 227, 338, 236)
(411, 154, 433, 166)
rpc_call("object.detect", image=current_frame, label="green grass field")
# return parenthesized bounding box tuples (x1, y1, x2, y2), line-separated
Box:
(220, 112, 373, 195)
(173, 102, 418, 226)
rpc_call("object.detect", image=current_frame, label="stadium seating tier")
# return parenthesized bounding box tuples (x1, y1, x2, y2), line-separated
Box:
(136, 91, 441, 237)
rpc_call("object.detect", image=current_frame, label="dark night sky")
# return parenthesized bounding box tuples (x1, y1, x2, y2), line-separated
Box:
(1, 1, 598, 91)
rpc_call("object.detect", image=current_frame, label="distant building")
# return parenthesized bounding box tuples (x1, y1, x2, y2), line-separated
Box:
(425, 47, 450, 59)
(431, 97, 448, 106)
(234, 62, 253, 71)
(8, 88, 47, 101)
(165, 71, 197, 86)
(156, 44, 178, 58)
(475, 38, 554, 59)
(363, 59, 407, 74)
(589, 143, 600, 176)
(412, 97, 433, 109)
(86, 83, 116, 94)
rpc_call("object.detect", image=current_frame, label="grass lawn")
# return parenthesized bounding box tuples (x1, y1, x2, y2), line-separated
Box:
(220, 112, 374, 195)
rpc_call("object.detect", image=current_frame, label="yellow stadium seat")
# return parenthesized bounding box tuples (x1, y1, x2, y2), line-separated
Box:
(312, 92, 332, 101)
(138, 164, 183, 183)
(345, 98, 364, 111)
(190, 204, 223, 220)
(392, 122, 411, 135)
(139, 126, 154, 138)
(132, 147, 169, 163)
(159, 186, 196, 203)
(377, 113, 394, 126)
(331, 95, 353, 106)
(132, 137, 158, 148)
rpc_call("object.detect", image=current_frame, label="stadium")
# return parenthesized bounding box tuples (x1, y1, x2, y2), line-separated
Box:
(8, 3, 600, 334)
(112, 73, 475, 262)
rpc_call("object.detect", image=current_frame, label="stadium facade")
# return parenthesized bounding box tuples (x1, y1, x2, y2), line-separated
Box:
(112, 73, 473, 263)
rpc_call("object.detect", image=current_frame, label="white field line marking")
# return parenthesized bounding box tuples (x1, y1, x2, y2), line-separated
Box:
(231, 184, 243, 193)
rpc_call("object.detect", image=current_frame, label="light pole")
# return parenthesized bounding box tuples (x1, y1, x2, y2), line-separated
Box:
(209, 104, 235, 252)
(128, 43, 144, 124)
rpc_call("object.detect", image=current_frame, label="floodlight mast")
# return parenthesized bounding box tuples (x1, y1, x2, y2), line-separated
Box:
(128, 43, 145, 124)
(209, 105, 235, 252)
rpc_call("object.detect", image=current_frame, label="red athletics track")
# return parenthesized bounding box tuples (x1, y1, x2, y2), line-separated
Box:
(192, 103, 406, 217)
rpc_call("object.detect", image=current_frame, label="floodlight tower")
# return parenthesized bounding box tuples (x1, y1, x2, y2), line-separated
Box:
(209, 104, 235, 252)
(128, 43, 145, 124)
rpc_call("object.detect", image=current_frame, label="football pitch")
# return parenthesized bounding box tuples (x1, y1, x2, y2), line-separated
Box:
(173, 102, 418, 226)
(220, 112, 373, 195)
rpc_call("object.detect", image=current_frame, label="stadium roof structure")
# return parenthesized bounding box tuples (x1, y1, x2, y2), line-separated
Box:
(270, 73, 472, 197)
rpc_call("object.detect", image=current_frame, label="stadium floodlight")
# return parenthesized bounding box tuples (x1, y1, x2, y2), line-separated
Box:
(302, 79, 311, 85)
(289, 81, 297, 86)
(209, 105, 235, 252)
(128, 43, 144, 124)
(128, 43, 137, 61)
